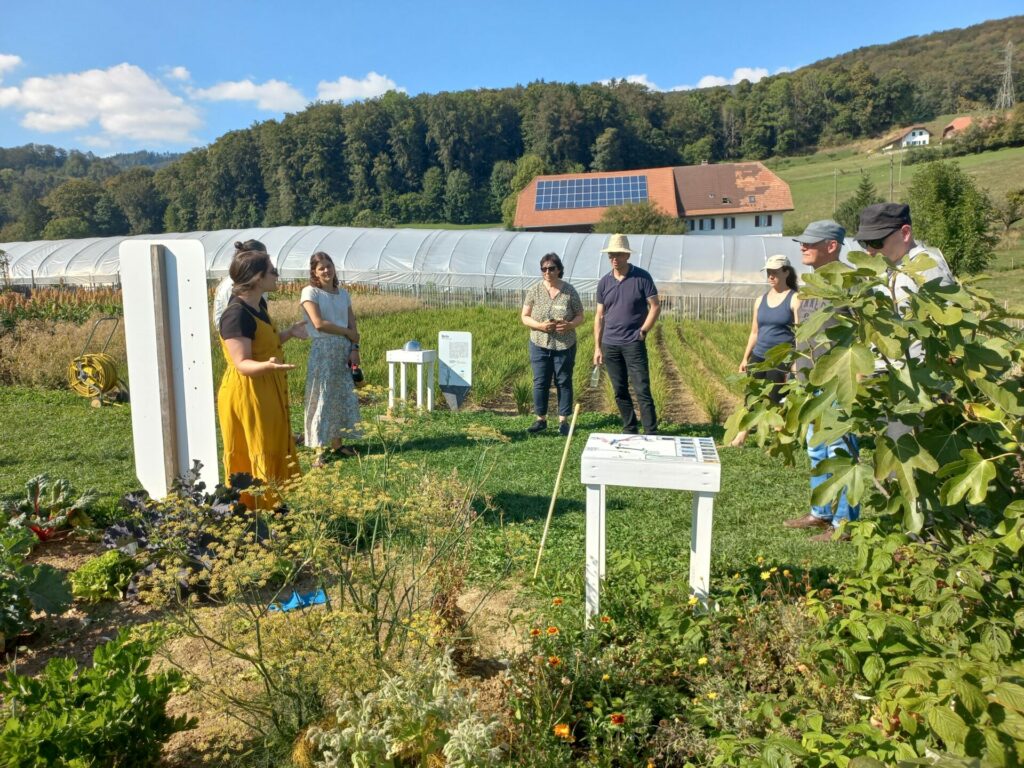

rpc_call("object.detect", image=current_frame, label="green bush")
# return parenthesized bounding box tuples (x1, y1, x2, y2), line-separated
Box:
(70, 550, 138, 603)
(0, 630, 193, 767)
(0, 526, 70, 647)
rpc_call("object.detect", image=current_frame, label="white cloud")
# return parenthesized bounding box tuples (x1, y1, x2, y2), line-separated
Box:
(600, 74, 663, 90)
(191, 78, 307, 111)
(167, 66, 191, 81)
(0, 63, 202, 144)
(316, 71, 405, 102)
(0, 54, 21, 80)
(671, 66, 791, 91)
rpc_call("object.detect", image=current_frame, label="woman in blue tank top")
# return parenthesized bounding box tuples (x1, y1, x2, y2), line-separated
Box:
(729, 254, 801, 447)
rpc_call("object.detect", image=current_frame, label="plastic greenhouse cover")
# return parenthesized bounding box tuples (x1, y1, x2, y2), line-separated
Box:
(1, 226, 836, 297)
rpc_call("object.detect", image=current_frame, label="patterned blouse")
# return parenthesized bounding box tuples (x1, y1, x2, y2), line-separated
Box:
(524, 280, 584, 351)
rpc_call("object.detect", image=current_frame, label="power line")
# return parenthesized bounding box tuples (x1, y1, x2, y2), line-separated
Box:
(996, 41, 1016, 110)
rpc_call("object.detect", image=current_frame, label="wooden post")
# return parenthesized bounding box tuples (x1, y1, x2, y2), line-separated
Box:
(150, 244, 180, 490)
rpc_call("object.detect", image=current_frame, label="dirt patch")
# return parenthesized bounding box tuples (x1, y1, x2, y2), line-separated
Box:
(672, 324, 741, 422)
(5, 536, 163, 677)
(655, 326, 708, 424)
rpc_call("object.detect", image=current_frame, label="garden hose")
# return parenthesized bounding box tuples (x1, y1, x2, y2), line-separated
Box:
(68, 353, 120, 397)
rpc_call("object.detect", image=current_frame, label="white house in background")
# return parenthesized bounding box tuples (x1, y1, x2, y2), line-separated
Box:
(879, 125, 931, 152)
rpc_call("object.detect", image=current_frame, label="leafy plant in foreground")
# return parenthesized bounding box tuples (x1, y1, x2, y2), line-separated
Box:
(69, 549, 139, 603)
(0, 630, 193, 767)
(0, 526, 70, 647)
(3, 474, 98, 540)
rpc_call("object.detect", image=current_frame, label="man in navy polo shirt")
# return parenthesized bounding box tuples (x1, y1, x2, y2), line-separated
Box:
(593, 233, 661, 434)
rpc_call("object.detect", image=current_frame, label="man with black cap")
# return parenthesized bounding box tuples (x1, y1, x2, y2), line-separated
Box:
(854, 202, 954, 303)
(784, 219, 860, 542)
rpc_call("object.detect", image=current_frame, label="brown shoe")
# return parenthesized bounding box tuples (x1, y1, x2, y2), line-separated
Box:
(783, 514, 832, 530)
(809, 528, 851, 543)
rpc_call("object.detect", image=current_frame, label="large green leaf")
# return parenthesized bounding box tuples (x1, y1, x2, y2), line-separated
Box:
(808, 343, 875, 409)
(926, 705, 968, 748)
(873, 434, 939, 502)
(937, 449, 997, 506)
(975, 378, 1024, 416)
(810, 458, 872, 508)
(27, 565, 72, 615)
(992, 682, 1024, 714)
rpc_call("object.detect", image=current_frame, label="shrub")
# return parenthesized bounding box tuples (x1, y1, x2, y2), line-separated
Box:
(0, 630, 193, 767)
(0, 526, 71, 647)
(70, 550, 138, 603)
(306, 649, 502, 768)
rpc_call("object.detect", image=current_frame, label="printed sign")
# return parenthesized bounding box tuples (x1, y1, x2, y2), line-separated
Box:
(438, 331, 472, 410)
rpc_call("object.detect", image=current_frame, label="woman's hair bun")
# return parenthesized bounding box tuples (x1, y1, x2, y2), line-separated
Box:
(233, 241, 244, 250)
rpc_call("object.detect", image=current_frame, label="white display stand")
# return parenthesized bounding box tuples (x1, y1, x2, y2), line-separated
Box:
(580, 433, 721, 625)
(386, 349, 437, 412)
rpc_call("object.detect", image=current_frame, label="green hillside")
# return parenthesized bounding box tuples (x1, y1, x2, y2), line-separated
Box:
(770, 144, 1024, 309)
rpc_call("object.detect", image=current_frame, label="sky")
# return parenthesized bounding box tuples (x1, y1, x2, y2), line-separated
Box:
(0, 0, 1020, 156)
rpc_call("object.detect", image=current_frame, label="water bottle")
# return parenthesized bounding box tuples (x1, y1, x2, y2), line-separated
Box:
(588, 364, 601, 388)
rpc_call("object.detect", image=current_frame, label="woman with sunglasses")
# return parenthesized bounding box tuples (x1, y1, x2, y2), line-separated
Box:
(730, 254, 801, 447)
(218, 248, 307, 507)
(520, 253, 584, 435)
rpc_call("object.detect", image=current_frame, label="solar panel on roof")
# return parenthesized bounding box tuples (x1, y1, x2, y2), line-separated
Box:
(535, 175, 649, 211)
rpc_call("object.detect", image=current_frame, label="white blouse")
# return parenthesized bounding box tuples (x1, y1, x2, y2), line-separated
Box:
(300, 285, 351, 339)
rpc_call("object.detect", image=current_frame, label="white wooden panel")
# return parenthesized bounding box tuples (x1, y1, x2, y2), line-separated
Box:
(120, 240, 218, 498)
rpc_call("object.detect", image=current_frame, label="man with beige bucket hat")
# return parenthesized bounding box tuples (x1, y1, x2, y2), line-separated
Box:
(593, 233, 661, 434)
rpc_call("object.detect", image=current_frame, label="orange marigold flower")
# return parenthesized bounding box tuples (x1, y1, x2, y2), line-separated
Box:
(551, 597, 564, 606)
(609, 712, 626, 725)
(547, 626, 559, 635)
(548, 655, 561, 667)
(599, 615, 611, 623)
(530, 628, 542, 637)
(553, 723, 571, 740)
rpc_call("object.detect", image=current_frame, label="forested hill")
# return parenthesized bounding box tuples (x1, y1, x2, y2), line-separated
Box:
(1, 15, 1022, 242)
(805, 16, 1024, 111)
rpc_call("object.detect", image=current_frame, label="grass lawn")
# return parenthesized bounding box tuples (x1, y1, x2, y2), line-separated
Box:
(0, 384, 855, 593)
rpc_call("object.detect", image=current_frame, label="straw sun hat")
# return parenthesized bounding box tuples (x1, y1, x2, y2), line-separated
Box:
(600, 233, 633, 254)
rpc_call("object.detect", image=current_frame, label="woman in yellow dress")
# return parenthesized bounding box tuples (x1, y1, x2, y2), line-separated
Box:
(217, 249, 307, 508)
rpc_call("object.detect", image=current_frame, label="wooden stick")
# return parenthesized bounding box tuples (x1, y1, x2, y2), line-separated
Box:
(533, 402, 582, 580)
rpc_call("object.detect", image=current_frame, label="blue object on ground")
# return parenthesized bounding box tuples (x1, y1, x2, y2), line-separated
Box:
(268, 588, 327, 612)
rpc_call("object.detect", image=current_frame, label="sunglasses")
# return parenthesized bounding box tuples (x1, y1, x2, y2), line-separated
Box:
(540, 265, 559, 273)
(859, 232, 894, 250)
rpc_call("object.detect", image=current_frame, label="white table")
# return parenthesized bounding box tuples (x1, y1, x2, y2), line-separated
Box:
(386, 349, 437, 412)
(580, 433, 721, 625)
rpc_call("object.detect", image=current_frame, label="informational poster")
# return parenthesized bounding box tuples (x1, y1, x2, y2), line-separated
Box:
(438, 331, 472, 410)
(119, 240, 218, 498)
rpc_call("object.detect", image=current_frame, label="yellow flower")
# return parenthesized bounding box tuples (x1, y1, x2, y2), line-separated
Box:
(783, 569, 792, 577)
(732, 572, 740, 579)
(600, 615, 611, 623)
(530, 628, 541, 637)
(547, 626, 559, 636)
(707, 692, 718, 700)
(601, 673, 610, 682)
(687, 596, 699, 606)
(553, 723, 571, 740)
(548, 655, 561, 667)
(760, 570, 771, 581)
(584, 700, 593, 708)
(697, 656, 708, 666)
(756, 555, 765, 565)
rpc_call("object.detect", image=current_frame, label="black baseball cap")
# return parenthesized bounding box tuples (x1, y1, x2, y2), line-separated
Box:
(854, 203, 911, 241)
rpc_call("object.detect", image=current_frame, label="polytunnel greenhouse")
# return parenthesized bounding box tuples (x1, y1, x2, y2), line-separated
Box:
(0, 226, 830, 297)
